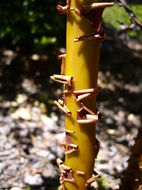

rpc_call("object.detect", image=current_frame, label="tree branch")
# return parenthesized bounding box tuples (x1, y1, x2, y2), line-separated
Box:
(118, 0, 142, 32)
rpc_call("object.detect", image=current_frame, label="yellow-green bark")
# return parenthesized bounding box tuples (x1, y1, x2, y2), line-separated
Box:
(53, 1, 113, 190)
(65, 1, 101, 190)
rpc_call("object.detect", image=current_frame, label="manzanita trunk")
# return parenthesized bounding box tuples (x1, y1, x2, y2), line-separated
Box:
(120, 127, 142, 190)
(51, 1, 113, 189)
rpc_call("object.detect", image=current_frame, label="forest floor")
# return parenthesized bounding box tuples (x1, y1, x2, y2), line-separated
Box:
(0, 30, 142, 190)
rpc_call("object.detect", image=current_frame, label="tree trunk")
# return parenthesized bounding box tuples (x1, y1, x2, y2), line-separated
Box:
(52, 1, 114, 189)
(120, 127, 142, 190)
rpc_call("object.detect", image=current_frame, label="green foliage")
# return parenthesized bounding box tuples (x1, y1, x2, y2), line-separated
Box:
(103, 3, 142, 41)
(1, 1, 142, 51)
(0, 0, 65, 52)
(103, 4, 130, 31)
(26, 187, 31, 190)
(97, 175, 107, 190)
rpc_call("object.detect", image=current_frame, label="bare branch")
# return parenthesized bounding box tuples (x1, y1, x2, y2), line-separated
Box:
(118, 0, 142, 31)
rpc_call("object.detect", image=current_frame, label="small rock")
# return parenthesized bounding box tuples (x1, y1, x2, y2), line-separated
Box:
(107, 129, 115, 135)
(19, 129, 28, 137)
(42, 164, 57, 178)
(11, 108, 31, 120)
(5, 142, 12, 150)
(48, 153, 56, 161)
(28, 121, 37, 130)
(20, 157, 25, 164)
(11, 101, 18, 107)
(32, 107, 41, 114)
(109, 146, 117, 157)
(114, 164, 123, 173)
(0, 135, 7, 149)
(22, 79, 37, 94)
(16, 122, 26, 129)
(106, 118, 113, 125)
(116, 144, 128, 155)
(10, 187, 21, 190)
(24, 173, 43, 186)
(16, 94, 27, 104)
(56, 132, 65, 142)
(0, 163, 5, 174)
(19, 108, 31, 120)
(128, 114, 141, 127)
(36, 150, 50, 158)
(41, 115, 58, 132)
(0, 124, 11, 135)
(50, 112, 58, 122)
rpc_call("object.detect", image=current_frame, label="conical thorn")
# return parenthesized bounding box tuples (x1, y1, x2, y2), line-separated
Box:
(76, 170, 85, 175)
(73, 87, 101, 101)
(58, 54, 66, 75)
(54, 99, 72, 116)
(65, 129, 75, 134)
(82, 2, 114, 12)
(85, 173, 101, 187)
(74, 32, 106, 42)
(77, 103, 100, 124)
(57, 4, 74, 14)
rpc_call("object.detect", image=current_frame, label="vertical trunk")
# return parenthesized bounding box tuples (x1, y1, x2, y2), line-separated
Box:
(52, 1, 114, 190)
(65, 1, 100, 190)
(120, 127, 142, 190)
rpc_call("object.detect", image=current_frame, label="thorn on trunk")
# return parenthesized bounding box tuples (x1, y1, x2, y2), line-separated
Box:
(57, 5, 74, 14)
(76, 170, 85, 175)
(74, 32, 106, 42)
(58, 54, 66, 75)
(85, 172, 101, 187)
(54, 99, 72, 116)
(77, 103, 100, 124)
(73, 87, 101, 101)
(81, 2, 114, 13)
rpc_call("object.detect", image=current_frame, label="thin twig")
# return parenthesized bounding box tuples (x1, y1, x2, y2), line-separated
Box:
(118, 0, 142, 31)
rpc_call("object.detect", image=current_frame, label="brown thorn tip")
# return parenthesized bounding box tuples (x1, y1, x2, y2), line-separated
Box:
(59, 142, 66, 149)
(74, 8, 81, 16)
(58, 54, 66, 75)
(74, 33, 104, 42)
(82, 2, 114, 11)
(58, 163, 75, 185)
(58, 54, 66, 59)
(60, 164, 72, 171)
(56, 158, 63, 166)
(65, 143, 78, 155)
(50, 76, 54, 80)
(69, 144, 78, 149)
(73, 38, 79, 42)
(54, 99, 72, 116)
(66, 0, 70, 7)
(57, 4, 74, 14)
(56, 5, 68, 14)
(77, 104, 99, 124)
(65, 129, 75, 134)
(73, 87, 101, 101)
(51, 75, 73, 88)
(85, 174, 101, 187)
(76, 170, 85, 175)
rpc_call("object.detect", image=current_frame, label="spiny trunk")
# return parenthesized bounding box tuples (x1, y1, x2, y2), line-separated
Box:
(120, 127, 142, 190)
(51, 1, 113, 189)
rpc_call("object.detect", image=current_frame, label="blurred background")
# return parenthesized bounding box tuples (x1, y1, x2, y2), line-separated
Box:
(0, 0, 141, 190)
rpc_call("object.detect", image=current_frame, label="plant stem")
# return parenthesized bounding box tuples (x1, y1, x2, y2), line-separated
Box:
(120, 127, 142, 190)
(65, 1, 101, 189)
